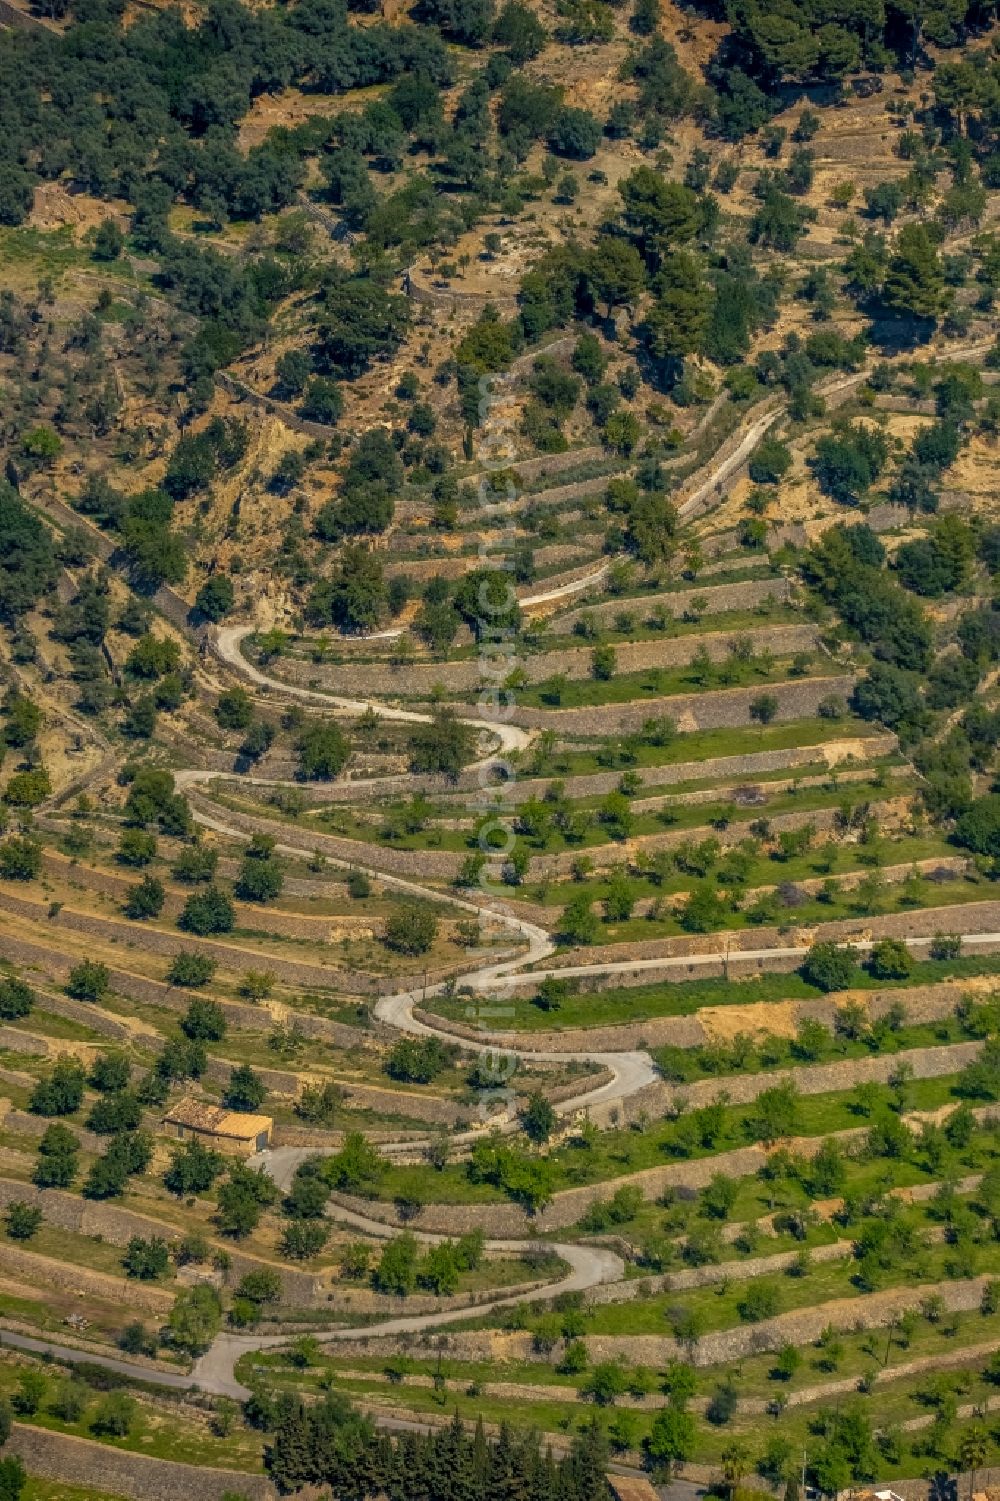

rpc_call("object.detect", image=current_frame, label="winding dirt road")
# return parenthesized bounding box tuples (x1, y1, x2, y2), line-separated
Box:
(214, 622, 536, 754)
(17, 333, 1000, 1414)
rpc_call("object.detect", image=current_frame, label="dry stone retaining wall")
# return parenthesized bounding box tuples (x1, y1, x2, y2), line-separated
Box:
(202, 1056, 303, 1098)
(39, 851, 366, 944)
(429, 978, 972, 1055)
(4, 1107, 104, 1154)
(0, 931, 371, 1048)
(543, 896, 1000, 973)
(634, 1038, 982, 1117)
(0, 1024, 64, 1060)
(7, 1424, 276, 1501)
(0, 0, 58, 30)
(0, 1242, 173, 1314)
(218, 371, 338, 441)
(405, 270, 518, 316)
(270, 626, 820, 698)
(26, 490, 194, 636)
(505, 675, 858, 734)
(550, 577, 792, 633)
(32, 989, 137, 1044)
(0, 887, 383, 995)
(0, 1178, 319, 1304)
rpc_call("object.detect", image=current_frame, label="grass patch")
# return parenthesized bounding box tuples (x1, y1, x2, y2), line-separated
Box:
(347, 1069, 980, 1205)
(430, 954, 1000, 1032)
(524, 717, 883, 776)
(493, 658, 812, 712)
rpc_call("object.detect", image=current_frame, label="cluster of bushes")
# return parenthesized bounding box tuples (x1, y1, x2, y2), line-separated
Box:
(340, 1226, 486, 1296)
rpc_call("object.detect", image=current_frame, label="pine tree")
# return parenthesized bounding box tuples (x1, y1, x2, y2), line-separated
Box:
(883, 224, 947, 322)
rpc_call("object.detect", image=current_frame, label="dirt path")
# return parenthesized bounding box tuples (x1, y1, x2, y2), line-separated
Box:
(15, 331, 1000, 1410)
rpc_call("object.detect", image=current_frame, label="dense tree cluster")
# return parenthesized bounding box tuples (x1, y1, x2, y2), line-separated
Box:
(0, 485, 58, 623)
(0, 0, 452, 228)
(264, 1395, 610, 1500)
(804, 522, 932, 674)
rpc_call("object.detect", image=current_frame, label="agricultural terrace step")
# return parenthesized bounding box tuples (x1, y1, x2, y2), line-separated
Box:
(502, 675, 859, 734)
(0, 930, 372, 1049)
(717, 1338, 996, 1416)
(522, 790, 910, 879)
(325, 1104, 997, 1238)
(191, 730, 896, 811)
(7, 1423, 277, 1501)
(597, 761, 896, 821)
(616, 1036, 982, 1124)
(437, 733, 898, 806)
(413, 1273, 996, 1371)
(0, 1178, 320, 1306)
(323, 1136, 849, 1238)
(0, 1241, 174, 1315)
(37, 849, 387, 944)
(547, 576, 793, 632)
(585, 1174, 985, 1316)
(465, 808, 927, 932)
(265, 625, 821, 699)
(615, 853, 969, 916)
(212, 1064, 473, 1128)
(0, 887, 437, 997)
(707, 500, 910, 561)
(189, 791, 908, 884)
(417, 977, 973, 1054)
(297, 1331, 1000, 1420)
(538, 897, 1000, 975)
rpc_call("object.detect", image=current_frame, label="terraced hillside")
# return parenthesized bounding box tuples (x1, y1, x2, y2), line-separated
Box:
(3, 0, 1000, 1494)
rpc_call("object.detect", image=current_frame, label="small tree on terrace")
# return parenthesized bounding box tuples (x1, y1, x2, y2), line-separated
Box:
(646, 1406, 695, 1478)
(165, 1284, 222, 1355)
(326, 1131, 386, 1194)
(801, 941, 856, 993)
(33, 1124, 79, 1189)
(750, 693, 779, 732)
(748, 437, 791, 485)
(194, 574, 234, 622)
(883, 224, 948, 325)
(384, 903, 438, 955)
(123, 874, 165, 920)
(179, 886, 234, 935)
(523, 1092, 557, 1143)
(66, 960, 110, 1001)
(4, 1201, 42, 1241)
(868, 937, 912, 980)
(296, 720, 349, 780)
(373, 1232, 418, 1295)
(164, 1139, 225, 1197)
(407, 709, 474, 780)
(223, 1064, 266, 1112)
(29, 1059, 86, 1117)
(747, 1082, 800, 1144)
(182, 997, 226, 1042)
